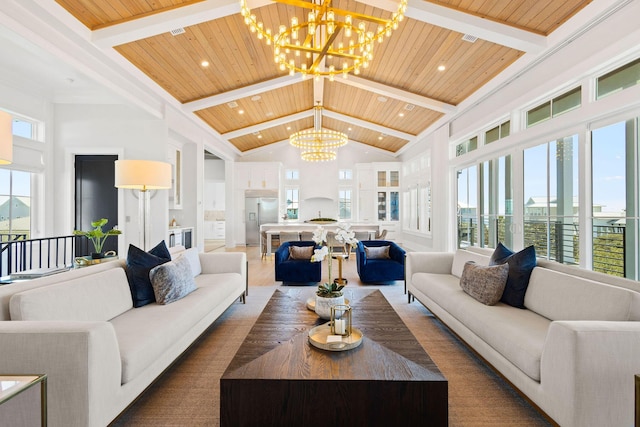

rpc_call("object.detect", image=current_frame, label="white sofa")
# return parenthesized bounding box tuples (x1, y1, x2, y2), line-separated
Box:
(0, 247, 247, 427)
(406, 247, 640, 427)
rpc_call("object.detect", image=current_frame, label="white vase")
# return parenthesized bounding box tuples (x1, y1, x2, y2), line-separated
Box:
(314, 295, 345, 320)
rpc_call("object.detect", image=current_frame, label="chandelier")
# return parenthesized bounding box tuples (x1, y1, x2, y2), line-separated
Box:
(290, 104, 348, 161)
(240, 0, 408, 80)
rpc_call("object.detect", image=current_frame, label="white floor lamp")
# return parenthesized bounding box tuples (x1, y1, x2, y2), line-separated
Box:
(115, 159, 172, 250)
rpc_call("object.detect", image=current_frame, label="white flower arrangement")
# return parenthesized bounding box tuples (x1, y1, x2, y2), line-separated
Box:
(309, 224, 358, 284)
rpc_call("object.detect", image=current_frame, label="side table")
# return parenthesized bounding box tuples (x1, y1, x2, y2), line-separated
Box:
(74, 255, 119, 268)
(0, 374, 47, 426)
(332, 253, 349, 285)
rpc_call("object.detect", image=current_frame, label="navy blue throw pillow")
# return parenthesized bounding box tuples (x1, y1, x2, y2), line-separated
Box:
(489, 243, 536, 308)
(125, 241, 171, 307)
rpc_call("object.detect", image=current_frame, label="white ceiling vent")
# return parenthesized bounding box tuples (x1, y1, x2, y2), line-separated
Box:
(462, 34, 478, 43)
(227, 101, 238, 108)
(404, 103, 415, 111)
(170, 28, 186, 36)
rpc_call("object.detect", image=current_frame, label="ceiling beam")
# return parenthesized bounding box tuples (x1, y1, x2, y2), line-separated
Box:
(221, 109, 314, 139)
(360, 0, 547, 53)
(91, 0, 271, 48)
(322, 110, 415, 141)
(340, 75, 456, 114)
(183, 75, 301, 112)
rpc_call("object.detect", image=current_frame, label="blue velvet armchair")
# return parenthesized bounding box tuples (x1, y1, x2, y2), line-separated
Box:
(355, 240, 406, 283)
(275, 241, 322, 283)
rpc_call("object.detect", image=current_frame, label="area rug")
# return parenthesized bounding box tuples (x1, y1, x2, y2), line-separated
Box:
(111, 284, 552, 426)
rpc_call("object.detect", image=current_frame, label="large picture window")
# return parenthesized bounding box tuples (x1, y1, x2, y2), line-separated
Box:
(592, 119, 639, 279)
(0, 169, 32, 241)
(523, 135, 579, 263)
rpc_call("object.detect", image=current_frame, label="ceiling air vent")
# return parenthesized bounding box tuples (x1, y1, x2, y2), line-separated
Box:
(404, 103, 415, 111)
(462, 34, 478, 43)
(170, 28, 186, 36)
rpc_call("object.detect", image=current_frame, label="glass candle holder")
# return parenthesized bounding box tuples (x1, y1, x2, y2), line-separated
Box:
(330, 304, 352, 337)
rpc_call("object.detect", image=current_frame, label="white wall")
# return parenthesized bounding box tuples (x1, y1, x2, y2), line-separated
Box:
(54, 103, 170, 255)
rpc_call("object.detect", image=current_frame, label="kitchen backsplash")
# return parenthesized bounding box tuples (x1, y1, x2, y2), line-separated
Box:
(205, 210, 225, 221)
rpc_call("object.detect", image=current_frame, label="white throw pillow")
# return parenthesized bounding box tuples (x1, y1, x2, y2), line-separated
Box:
(180, 247, 202, 277)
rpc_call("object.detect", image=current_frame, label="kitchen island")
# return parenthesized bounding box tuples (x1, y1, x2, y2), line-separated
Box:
(260, 222, 380, 255)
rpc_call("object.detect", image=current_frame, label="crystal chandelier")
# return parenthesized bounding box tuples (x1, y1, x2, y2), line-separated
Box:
(240, 0, 408, 80)
(289, 104, 348, 162)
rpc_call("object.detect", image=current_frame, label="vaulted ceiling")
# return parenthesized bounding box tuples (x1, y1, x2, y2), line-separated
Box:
(53, 0, 593, 155)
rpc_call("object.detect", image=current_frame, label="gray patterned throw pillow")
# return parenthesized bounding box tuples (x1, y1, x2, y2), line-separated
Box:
(459, 261, 509, 306)
(149, 255, 197, 305)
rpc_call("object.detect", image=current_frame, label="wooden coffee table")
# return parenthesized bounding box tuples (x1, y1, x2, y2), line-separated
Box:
(220, 289, 447, 426)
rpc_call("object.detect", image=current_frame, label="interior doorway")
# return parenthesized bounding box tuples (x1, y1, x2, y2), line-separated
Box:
(74, 155, 118, 256)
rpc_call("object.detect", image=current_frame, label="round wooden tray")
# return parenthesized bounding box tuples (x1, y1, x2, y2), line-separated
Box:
(306, 297, 350, 311)
(308, 322, 363, 352)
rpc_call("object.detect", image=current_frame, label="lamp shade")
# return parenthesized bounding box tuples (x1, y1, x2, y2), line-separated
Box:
(114, 159, 172, 190)
(0, 111, 13, 165)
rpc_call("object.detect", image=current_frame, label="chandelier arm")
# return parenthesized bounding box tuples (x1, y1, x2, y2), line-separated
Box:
(311, 28, 342, 72)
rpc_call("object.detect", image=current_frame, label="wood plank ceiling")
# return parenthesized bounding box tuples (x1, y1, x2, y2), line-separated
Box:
(55, 0, 592, 155)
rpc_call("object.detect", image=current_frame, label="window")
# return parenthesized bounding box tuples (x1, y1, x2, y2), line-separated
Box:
(523, 135, 579, 264)
(597, 57, 640, 99)
(592, 119, 639, 279)
(338, 169, 352, 180)
(0, 169, 32, 241)
(285, 188, 299, 219)
(12, 118, 34, 139)
(455, 136, 477, 157)
(457, 166, 477, 247)
(338, 189, 352, 219)
(526, 87, 582, 127)
(285, 169, 299, 180)
(485, 120, 511, 144)
(479, 155, 513, 249)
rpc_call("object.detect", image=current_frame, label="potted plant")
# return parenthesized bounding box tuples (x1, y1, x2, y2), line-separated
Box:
(73, 218, 122, 259)
(314, 282, 345, 320)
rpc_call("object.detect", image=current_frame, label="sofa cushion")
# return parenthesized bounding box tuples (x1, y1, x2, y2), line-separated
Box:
(289, 245, 314, 260)
(111, 274, 244, 383)
(125, 241, 171, 307)
(490, 243, 537, 308)
(451, 249, 491, 278)
(149, 256, 197, 304)
(459, 261, 509, 305)
(9, 268, 133, 321)
(525, 267, 640, 321)
(412, 272, 548, 381)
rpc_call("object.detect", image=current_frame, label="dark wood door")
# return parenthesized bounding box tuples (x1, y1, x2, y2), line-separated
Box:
(74, 155, 118, 256)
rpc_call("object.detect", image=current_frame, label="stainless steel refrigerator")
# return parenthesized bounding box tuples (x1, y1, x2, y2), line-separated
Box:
(245, 196, 279, 246)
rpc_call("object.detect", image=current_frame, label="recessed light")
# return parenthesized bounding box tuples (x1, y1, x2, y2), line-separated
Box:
(348, 127, 352, 131)
(398, 112, 405, 117)
(265, 112, 274, 117)
(227, 101, 238, 108)
(286, 126, 291, 130)
(378, 135, 384, 140)
(438, 65, 446, 71)
(251, 95, 262, 101)
(377, 96, 388, 103)
(201, 60, 209, 67)
(257, 134, 262, 139)
(238, 110, 244, 114)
